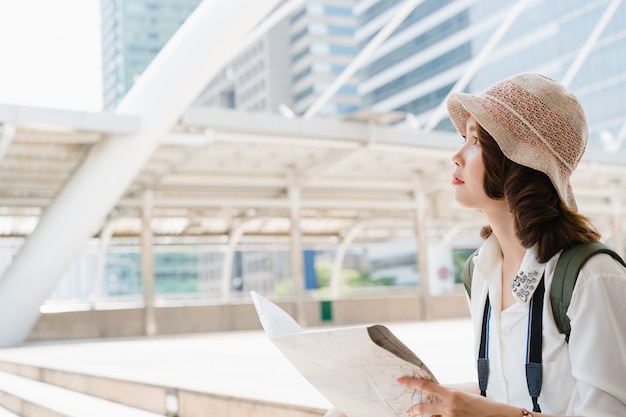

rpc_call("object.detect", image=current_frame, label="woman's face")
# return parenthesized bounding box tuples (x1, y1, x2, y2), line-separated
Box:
(451, 115, 490, 209)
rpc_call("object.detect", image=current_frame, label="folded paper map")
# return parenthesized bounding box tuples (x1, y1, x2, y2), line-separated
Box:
(250, 291, 438, 417)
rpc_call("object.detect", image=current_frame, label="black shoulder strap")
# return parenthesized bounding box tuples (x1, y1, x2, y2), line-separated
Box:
(462, 242, 626, 340)
(551, 241, 626, 341)
(463, 249, 479, 298)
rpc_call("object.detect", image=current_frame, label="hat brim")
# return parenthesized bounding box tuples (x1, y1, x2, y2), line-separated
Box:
(446, 92, 578, 210)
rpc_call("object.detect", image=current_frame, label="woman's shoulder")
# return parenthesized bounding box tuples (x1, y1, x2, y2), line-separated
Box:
(570, 252, 626, 306)
(578, 251, 626, 278)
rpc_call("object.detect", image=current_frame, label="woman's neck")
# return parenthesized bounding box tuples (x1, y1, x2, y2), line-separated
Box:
(484, 207, 526, 310)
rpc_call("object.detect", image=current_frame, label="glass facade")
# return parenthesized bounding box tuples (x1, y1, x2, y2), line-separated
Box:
(193, 1, 359, 117)
(100, 0, 202, 109)
(290, 1, 360, 116)
(356, 0, 626, 149)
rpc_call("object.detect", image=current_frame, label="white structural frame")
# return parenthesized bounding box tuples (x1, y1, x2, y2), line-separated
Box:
(304, 0, 426, 119)
(561, 0, 622, 88)
(424, 0, 531, 132)
(0, 0, 284, 348)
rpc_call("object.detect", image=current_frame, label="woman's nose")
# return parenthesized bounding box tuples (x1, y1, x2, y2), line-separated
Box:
(451, 149, 462, 166)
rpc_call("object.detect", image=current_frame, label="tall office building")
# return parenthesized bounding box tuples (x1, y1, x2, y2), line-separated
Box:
(196, 0, 360, 117)
(101, 0, 359, 116)
(100, 0, 202, 109)
(193, 18, 293, 113)
(356, 0, 626, 149)
(289, 0, 360, 116)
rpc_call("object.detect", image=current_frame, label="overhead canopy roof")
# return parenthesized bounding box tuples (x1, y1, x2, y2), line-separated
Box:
(1, 0, 622, 349)
(1, 104, 625, 247)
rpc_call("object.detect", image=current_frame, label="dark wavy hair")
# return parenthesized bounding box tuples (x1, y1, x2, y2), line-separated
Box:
(477, 124, 600, 263)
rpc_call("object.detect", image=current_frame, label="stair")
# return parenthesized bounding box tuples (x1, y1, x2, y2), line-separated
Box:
(0, 370, 164, 417)
(0, 405, 19, 417)
(0, 359, 324, 417)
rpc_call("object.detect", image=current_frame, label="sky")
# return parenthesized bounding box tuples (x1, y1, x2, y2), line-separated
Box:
(0, 0, 103, 112)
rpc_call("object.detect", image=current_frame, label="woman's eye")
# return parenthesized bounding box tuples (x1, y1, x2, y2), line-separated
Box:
(472, 136, 479, 145)
(461, 135, 467, 143)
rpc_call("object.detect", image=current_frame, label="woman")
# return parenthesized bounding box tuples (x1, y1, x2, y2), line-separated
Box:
(402, 73, 626, 416)
(327, 73, 626, 417)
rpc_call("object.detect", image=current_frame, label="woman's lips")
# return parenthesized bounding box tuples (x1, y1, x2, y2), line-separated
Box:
(452, 175, 464, 185)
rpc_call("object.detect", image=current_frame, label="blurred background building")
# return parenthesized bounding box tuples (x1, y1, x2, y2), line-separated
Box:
(75, 0, 626, 307)
(100, 0, 203, 109)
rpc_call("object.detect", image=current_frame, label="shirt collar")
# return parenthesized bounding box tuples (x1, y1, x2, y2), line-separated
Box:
(475, 236, 545, 305)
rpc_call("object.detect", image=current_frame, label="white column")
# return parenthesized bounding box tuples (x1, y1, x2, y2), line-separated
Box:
(288, 169, 307, 326)
(0, 0, 282, 347)
(330, 219, 377, 299)
(90, 221, 115, 304)
(220, 218, 259, 302)
(141, 190, 156, 336)
(413, 175, 431, 319)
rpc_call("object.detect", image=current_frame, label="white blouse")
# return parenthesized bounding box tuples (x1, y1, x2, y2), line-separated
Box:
(468, 236, 626, 416)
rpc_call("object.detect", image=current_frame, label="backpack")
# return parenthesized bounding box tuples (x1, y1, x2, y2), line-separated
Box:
(463, 241, 626, 341)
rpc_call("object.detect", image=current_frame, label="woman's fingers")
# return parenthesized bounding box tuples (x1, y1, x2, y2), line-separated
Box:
(397, 377, 442, 395)
(397, 377, 446, 416)
(407, 402, 442, 417)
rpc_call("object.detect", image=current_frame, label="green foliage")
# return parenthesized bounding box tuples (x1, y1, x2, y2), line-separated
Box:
(315, 262, 396, 288)
(274, 279, 294, 296)
(273, 261, 397, 297)
(452, 248, 476, 284)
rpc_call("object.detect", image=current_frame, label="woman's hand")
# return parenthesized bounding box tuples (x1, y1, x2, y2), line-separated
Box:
(397, 377, 499, 417)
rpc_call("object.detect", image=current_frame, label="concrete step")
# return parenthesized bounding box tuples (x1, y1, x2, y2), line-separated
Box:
(0, 361, 171, 415)
(0, 369, 164, 417)
(0, 405, 19, 417)
(0, 360, 324, 417)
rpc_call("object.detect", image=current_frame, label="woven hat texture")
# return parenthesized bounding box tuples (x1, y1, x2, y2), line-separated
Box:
(447, 73, 588, 210)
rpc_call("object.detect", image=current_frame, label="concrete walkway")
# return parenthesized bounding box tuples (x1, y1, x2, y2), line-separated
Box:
(0, 318, 475, 414)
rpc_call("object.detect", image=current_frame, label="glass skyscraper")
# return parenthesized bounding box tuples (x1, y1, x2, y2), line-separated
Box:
(101, 0, 360, 116)
(356, 0, 626, 150)
(197, 0, 360, 116)
(289, 0, 360, 115)
(100, 0, 202, 109)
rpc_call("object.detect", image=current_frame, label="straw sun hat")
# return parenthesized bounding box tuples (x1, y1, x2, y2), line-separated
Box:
(446, 72, 588, 211)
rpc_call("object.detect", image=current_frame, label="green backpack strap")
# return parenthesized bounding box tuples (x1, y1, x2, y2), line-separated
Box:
(551, 241, 626, 341)
(462, 242, 626, 341)
(462, 249, 479, 298)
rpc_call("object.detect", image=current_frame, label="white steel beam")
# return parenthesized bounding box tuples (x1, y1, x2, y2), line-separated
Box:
(0, 0, 283, 347)
(220, 217, 265, 302)
(304, 0, 426, 119)
(424, 0, 531, 132)
(615, 120, 626, 150)
(562, 0, 621, 88)
(329, 218, 380, 299)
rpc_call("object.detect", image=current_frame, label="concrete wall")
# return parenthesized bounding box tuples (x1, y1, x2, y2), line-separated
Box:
(27, 294, 469, 342)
